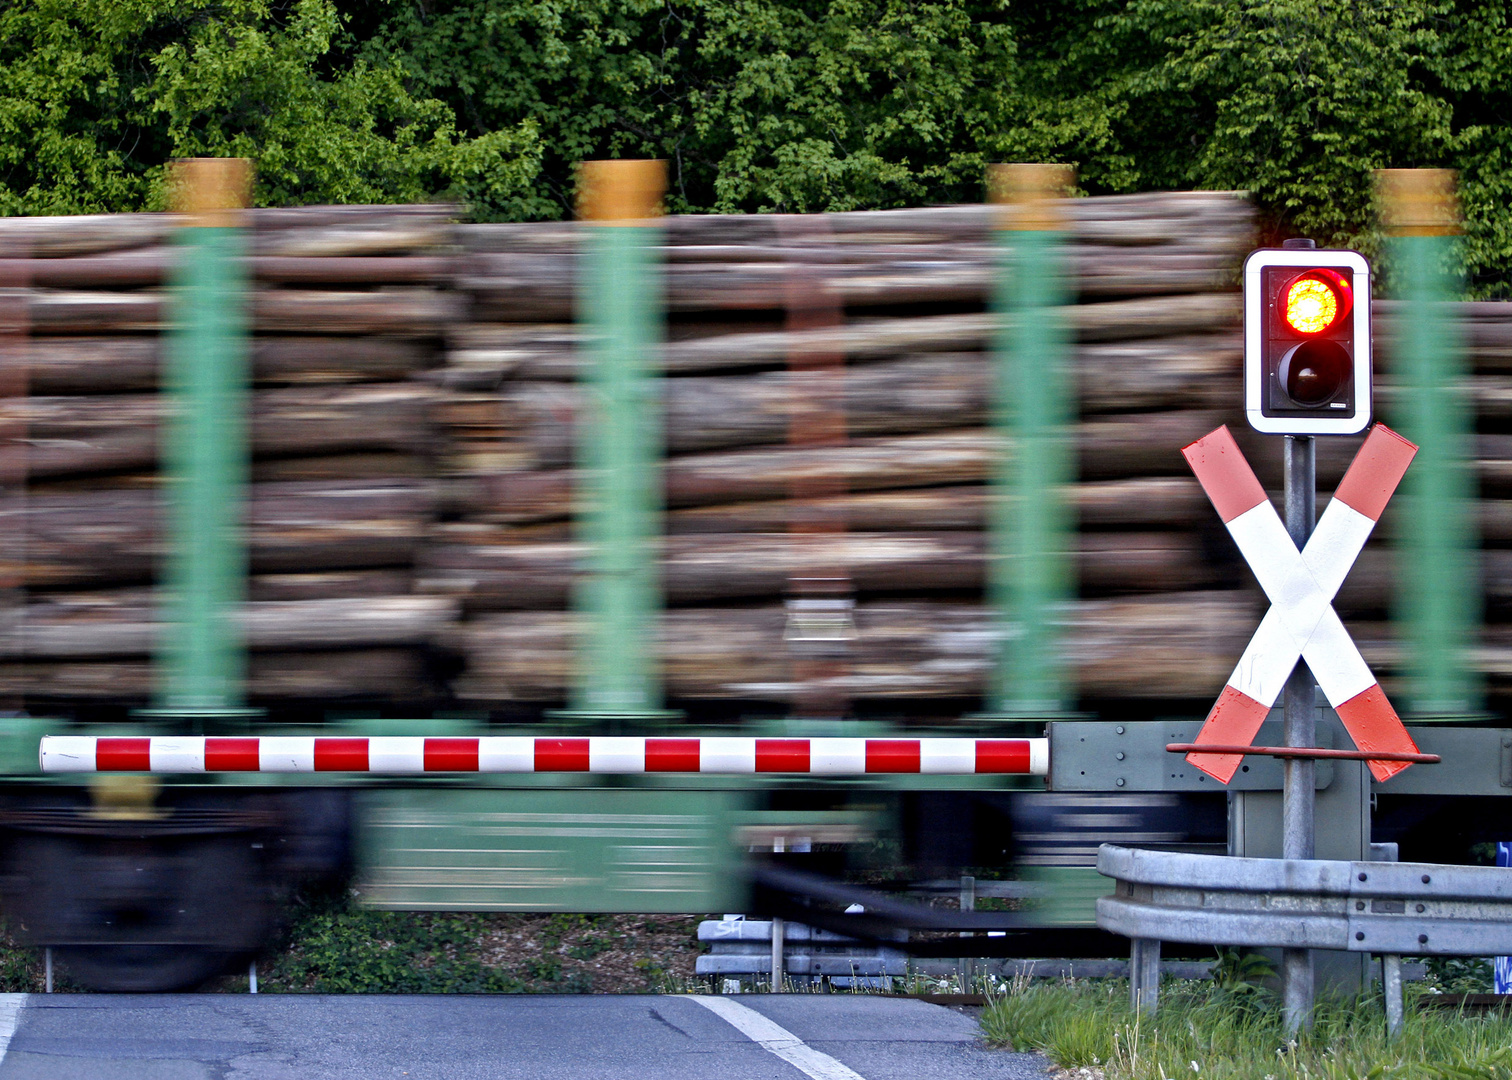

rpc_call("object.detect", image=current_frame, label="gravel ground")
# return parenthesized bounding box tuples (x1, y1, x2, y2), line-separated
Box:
(470, 913, 708, 992)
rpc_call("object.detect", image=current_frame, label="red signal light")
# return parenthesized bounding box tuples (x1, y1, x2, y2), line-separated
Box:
(1281, 269, 1352, 335)
(1244, 247, 1371, 434)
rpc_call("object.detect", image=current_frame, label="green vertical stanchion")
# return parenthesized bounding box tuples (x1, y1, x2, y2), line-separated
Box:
(158, 160, 253, 716)
(988, 164, 1084, 928)
(1376, 169, 1481, 717)
(988, 164, 1076, 715)
(571, 161, 667, 717)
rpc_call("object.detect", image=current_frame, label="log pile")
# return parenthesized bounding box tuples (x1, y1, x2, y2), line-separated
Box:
(0, 206, 458, 703)
(431, 192, 1264, 707)
(11, 192, 1512, 715)
(1342, 302, 1512, 698)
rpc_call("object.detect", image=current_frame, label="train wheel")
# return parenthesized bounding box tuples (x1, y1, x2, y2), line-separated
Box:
(7, 832, 276, 992)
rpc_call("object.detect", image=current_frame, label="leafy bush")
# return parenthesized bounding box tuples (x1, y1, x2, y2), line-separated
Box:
(0, 0, 541, 216)
(264, 894, 532, 993)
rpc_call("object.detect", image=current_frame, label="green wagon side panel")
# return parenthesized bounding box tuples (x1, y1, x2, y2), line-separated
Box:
(354, 787, 748, 912)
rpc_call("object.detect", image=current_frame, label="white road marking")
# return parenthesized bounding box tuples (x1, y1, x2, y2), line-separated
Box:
(688, 995, 867, 1080)
(0, 994, 26, 1067)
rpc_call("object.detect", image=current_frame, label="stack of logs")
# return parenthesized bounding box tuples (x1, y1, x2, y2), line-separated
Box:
(1357, 301, 1512, 684)
(8, 193, 1512, 714)
(428, 193, 1267, 709)
(0, 206, 460, 703)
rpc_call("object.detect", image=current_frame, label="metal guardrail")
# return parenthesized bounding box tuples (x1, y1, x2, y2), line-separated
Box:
(1096, 844, 1512, 1032)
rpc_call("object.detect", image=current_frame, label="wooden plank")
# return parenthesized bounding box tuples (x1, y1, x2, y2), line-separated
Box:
(0, 649, 430, 700)
(0, 594, 458, 658)
(447, 592, 1260, 702)
(463, 259, 1246, 317)
(248, 204, 459, 230)
(0, 480, 430, 586)
(445, 302, 1240, 381)
(458, 415, 1227, 521)
(0, 214, 171, 258)
(453, 345, 1239, 467)
(659, 479, 1207, 534)
(247, 570, 415, 601)
(251, 289, 462, 335)
(250, 223, 453, 257)
(251, 453, 432, 483)
(25, 335, 431, 394)
(25, 289, 461, 335)
(2, 386, 435, 477)
(419, 530, 1208, 610)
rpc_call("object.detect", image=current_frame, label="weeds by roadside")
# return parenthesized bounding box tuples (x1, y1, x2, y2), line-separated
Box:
(0, 890, 713, 994)
(245, 888, 709, 993)
(981, 976, 1512, 1079)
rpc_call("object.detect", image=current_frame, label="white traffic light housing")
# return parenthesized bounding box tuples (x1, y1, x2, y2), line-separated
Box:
(1244, 247, 1371, 435)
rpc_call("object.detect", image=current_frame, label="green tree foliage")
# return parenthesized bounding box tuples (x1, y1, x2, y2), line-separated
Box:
(355, 0, 1017, 215)
(4, 0, 1512, 290)
(0, 0, 541, 215)
(354, 0, 1512, 290)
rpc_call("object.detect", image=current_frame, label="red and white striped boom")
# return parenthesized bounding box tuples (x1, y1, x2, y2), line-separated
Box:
(39, 736, 1048, 776)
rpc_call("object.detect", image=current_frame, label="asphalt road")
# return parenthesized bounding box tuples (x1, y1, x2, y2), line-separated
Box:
(0, 993, 1048, 1080)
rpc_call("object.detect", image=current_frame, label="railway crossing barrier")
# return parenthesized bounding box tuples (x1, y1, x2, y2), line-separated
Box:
(37, 736, 1048, 775)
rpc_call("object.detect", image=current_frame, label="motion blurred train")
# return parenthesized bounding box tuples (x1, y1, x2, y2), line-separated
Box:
(0, 175, 1506, 989)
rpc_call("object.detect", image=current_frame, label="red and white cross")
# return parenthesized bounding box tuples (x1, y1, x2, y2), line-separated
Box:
(1183, 423, 1422, 783)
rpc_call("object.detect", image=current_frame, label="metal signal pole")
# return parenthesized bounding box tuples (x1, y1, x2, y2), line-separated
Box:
(1281, 430, 1317, 1032)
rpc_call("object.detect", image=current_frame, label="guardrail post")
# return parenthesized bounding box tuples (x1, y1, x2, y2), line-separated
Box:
(987, 164, 1075, 715)
(159, 159, 253, 716)
(1374, 169, 1480, 718)
(1372, 841, 1404, 1036)
(1130, 937, 1160, 1014)
(1382, 954, 1403, 1035)
(572, 160, 667, 717)
(770, 917, 785, 992)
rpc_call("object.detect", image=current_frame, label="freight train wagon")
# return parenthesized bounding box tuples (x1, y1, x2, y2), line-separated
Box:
(0, 162, 1502, 989)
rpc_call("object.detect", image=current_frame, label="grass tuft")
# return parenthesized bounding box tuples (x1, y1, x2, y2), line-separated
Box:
(982, 978, 1512, 1080)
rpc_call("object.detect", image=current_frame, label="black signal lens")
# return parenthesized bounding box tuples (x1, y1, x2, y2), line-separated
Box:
(1279, 339, 1351, 406)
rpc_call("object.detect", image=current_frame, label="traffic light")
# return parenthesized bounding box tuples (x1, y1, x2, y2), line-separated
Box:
(1244, 247, 1372, 435)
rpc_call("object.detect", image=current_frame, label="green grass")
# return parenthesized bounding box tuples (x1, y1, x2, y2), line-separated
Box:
(981, 978, 1512, 1079)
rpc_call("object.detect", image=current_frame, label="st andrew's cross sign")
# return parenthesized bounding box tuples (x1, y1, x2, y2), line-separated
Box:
(1181, 424, 1423, 783)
